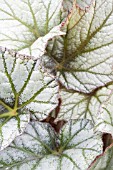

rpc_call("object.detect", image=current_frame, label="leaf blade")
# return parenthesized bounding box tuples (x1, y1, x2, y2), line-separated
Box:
(0, 120, 103, 170)
(0, 47, 59, 149)
(47, 0, 113, 93)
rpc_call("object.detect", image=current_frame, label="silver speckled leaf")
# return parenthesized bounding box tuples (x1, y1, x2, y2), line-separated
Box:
(0, 120, 103, 170)
(76, 0, 93, 9)
(95, 87, 113, 137)
(89, 145, 113, 170)
(0, 47, 59, 150)
(56, 84, 113, 124)
(0, 0, 64, 55)
(47, 0, 113, 93)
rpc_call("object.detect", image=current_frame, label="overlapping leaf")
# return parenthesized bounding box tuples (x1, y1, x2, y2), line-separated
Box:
(0, 0, 112, 169)
(0, 119, 103, 170)
(89, 145, 113, 170)
(46, 0, 113, 93)
(56, 84, 113, 123)
(0, 0, 65, 55)
(62, 0, 73, 12)
(0, 47, 59, 150)
(76, 0, 93, 9)
(95, 88, 113, 137)
(20, 25, 65, 59)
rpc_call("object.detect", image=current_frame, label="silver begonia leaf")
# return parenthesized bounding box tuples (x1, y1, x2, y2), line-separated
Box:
(0, 47, 59, 150)
(76, 0, 93, 9)
(89, 144, 113, 170)
(95, 87, 113, 137)
(46, 0, 113, 93)
(0, 119, 103, 170)
(0, 0, 64, 55)
(56, 84, 113, 124)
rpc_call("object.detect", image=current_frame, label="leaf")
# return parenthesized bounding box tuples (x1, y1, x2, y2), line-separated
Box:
(0, 0, 64, 54)
(62, 0, 73, 10)
(20, 24, 65, 59)
(88, 144, 113, 170)
(0, 47, 59, 150)
(76, 0, 93, 9)
(55, 84, 113, 124)
(61, 0, 74, 22)
(95, 87, 113, 137)
(0, 119, 103, 170)
(0, 113, 30, 151)
(46, 0, 113, 93)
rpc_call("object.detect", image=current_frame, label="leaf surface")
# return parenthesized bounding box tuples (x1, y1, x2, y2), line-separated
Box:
(76, 0, 93, 9)
(89, 145, 113, 170)
(95, 88, 113, 137)
(0, 0, 64, 54)
(56, 85, 113, 123)
(0, 119, 103, 170)
(47, 0, 113, 93)
(0, 47, 58, 150)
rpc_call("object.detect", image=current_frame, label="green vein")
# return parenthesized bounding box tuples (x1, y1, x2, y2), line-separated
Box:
(61, 121, 88, 150)
(27, 0, 40, 37)
(62, 153, 80, 169)
(2, 53, 17, 97)
(18, 80, 53, 109)
(0, 6, 38, 40)
(0, 100, 12, 111)
(17, 63, 35, 96)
